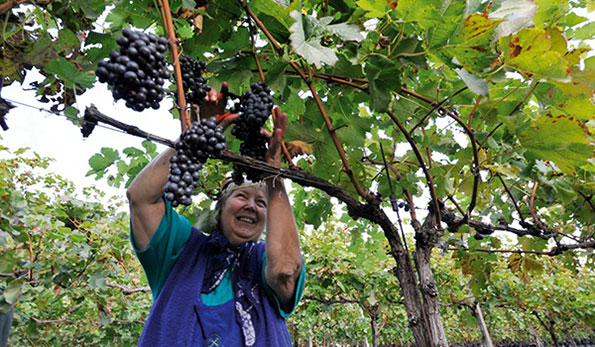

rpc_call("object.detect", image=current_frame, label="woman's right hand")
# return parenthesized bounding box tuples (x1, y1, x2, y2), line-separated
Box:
(199, 82, 229, 120)
(199, 81, 239, 129)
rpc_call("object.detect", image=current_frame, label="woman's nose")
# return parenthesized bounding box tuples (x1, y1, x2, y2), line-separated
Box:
(243, 198, 257, 211)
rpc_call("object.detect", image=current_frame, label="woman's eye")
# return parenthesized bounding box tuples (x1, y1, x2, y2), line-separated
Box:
(257, 200, 267, 207)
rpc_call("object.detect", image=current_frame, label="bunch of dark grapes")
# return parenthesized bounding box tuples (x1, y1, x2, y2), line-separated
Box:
(179, 56, 211, 105)
(230, 82, 274, 183)
(80, 111, 97, 138)
(397, 201, 410, 212)
(0, 97, 15, 131)
(164, 117, 226, 207)
(95, 28, 169, 112)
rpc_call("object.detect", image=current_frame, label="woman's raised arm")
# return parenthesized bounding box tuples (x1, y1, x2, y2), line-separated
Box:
(263, 108, 303, 305)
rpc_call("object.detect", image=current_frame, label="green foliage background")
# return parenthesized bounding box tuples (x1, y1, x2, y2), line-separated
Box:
(1, 145, 593, 345)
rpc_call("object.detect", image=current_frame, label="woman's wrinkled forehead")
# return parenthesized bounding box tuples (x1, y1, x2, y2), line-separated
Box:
(226, 183, 267, 199)
(217, 180, 267, 206)
(231, 183, 267, 195)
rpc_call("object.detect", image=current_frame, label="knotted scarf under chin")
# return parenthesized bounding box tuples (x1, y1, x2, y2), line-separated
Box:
(201, 231, 260, 346)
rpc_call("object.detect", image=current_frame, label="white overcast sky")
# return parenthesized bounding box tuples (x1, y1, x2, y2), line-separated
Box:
(1, 69, 180, 201)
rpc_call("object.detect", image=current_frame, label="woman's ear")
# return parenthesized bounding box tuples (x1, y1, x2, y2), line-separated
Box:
(215, 208, 222, 228)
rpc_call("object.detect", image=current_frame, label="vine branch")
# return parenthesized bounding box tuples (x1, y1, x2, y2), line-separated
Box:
(530, 181, 540, 223)
(106, 282, 151, 295)
(0, 0, 50, 16)
(468, 95, 482, 127)
(409, 87, 467, 134)
(246, 16, 266, 83)
(156, 0, 191, 130)
(400, 88, 481, 219)
(441, 207, 594, 255)
(578, 192, 595, 214)
(448, 247, 552, 256)
(496, 173, 525, 223)
(244, 4, 370, 200)
(84, 106, 175, 147)
(387, 110, 441, 226)
(303, 295, 359, 305)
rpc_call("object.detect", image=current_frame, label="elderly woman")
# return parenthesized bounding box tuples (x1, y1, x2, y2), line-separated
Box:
(126, 87, 304, 346)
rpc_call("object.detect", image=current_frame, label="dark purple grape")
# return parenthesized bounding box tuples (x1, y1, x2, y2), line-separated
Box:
(230, 82, 274, 182)
(117, 36, 129, 47)
(95, 30, 170, 112)
(164, 120, 226, 206)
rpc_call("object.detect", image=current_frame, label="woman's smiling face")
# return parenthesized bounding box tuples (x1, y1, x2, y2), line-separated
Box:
(219, 185, 268, 246)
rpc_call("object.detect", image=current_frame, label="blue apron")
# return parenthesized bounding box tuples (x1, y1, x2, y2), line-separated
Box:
(138, 228, 293, 346)
(194, 298, 242, 346)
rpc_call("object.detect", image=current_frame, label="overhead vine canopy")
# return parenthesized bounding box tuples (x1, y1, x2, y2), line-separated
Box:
(1, 0, 593, 345)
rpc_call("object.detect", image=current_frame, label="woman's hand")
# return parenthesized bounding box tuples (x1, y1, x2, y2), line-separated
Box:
(199, 82, 229, 120)
(264, 107, 287, 167)
(199, 81, 239, 130)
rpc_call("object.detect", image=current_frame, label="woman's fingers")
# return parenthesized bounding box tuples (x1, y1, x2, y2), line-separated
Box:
(272, 107, 287, 138)
(219, 82, 229, 97)
(200, 82, 230, 119)
(261, 128, 273, 139)
(264, 107, 288, 166)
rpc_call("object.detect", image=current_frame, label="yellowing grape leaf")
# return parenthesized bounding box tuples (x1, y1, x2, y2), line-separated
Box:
(286, 140, 313, 157)
(442, 13, 501, 73)
(500, 28, 571, 81)
(517, 115, 592, 174)
(356, 0, 389, 18)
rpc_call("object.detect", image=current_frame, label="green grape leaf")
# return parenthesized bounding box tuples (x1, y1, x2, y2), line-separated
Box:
(44, 57, 95, 88)
(365, 55, 401, 112)
(355, 0, 388, 18)
(289, 11, 338, 67)
(574, 21, 595, 40)
(4, 279, 24, 305)
(182, 0, 197, 9)
(455, 68, 489, 96)
(489, 0, 537, 38)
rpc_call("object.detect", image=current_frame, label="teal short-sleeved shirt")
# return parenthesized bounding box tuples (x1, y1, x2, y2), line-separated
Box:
(131, 198, 305, 317)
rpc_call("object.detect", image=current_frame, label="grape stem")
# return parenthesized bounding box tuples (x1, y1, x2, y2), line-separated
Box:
(156, 0, 191, 130)
(0, 0, 51, 16)
(387, 110, 442, 227)
(244, 9, 295, 168)
(244, 5, 370, 200)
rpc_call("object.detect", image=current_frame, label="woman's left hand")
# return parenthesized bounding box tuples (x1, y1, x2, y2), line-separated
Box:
(263, 107, 287, 167)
